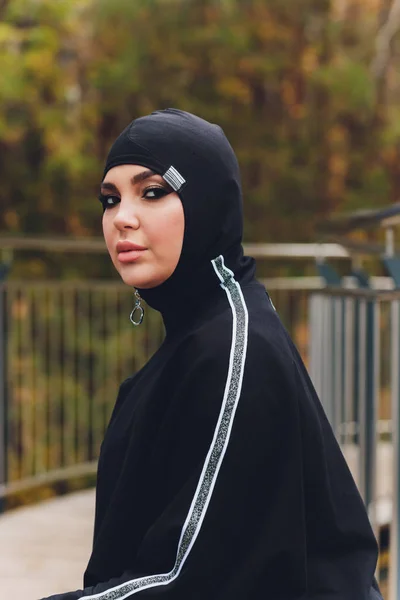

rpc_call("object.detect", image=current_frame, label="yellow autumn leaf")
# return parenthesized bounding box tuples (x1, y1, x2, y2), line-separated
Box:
(217, 76, 251, 104)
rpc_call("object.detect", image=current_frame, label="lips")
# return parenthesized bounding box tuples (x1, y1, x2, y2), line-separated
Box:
(116, 241, 147, 264)
(116, 241, 147, 253)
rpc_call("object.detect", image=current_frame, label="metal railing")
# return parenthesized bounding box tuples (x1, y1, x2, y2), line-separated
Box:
(0, 277, 316, 505)
(0, 269, 397, 593)
(1, 266, 397, 595)
(1, 239, 341, 505)
(309, 287, 400, 600)
(0, 281, 164, 501)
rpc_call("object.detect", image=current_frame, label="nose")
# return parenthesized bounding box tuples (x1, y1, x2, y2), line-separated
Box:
(112, 199, 140, 231)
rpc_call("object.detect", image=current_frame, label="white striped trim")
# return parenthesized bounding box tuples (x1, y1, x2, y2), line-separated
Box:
(79, 254, 248, 600)
(162, 165, 186, 191)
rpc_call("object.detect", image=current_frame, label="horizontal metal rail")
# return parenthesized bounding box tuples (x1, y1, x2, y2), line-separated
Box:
(0, 235, 352, 259)
(0, 461, 97, 498)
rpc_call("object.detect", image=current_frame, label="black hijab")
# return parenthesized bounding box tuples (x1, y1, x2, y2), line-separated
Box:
(103, 108, 255, 332)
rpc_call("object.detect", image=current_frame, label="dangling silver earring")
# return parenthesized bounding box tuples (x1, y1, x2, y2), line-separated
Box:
(130, 289, 144, 326)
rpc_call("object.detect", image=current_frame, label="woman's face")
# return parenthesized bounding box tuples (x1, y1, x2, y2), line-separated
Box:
(101, 164, 185, 289)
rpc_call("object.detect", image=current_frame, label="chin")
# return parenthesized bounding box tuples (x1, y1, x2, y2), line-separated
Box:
(118, 265, 164, 289)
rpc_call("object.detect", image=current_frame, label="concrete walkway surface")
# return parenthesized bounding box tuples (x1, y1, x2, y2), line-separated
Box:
(0, 488, 95, 599)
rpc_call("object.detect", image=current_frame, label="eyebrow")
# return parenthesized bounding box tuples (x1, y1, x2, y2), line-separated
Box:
(100, 169, 158, 193)
(131, 168, 157, 185)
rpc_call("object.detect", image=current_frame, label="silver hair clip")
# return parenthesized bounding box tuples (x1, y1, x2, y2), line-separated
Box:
(130, 289, 144, 326)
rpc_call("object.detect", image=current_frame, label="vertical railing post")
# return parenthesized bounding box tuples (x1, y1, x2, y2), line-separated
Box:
(324, 295, 334, 425)
(344, 297, 354, 445)
(352, 269, 370, 450)
(327, 294, 334, 430)
(358, 294, 379, 524)
(358, 298, 367, 502)
(389, 299, 400, 600)
(353, 296, 361, 447)
(340, 295, 347, 442)
(333, 295, 343, 439)
(364, 298, 379, 526)
(309, 293, 324, 405)
(308, 294, 319, 396)
(0, 284, 7, 512)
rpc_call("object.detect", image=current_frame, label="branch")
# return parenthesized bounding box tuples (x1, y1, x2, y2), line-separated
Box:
(371, 0, 400, 80)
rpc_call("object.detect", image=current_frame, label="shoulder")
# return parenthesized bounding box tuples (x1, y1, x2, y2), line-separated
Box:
(239, 282, 295, 364)
(239, 283, 299, 404)
(175, 285, 294, 383)
(176, 281, 293, 362)
(174, 310, 233, 374)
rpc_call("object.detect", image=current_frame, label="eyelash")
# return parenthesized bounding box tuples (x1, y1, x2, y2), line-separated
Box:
(98, 186, 169, 210)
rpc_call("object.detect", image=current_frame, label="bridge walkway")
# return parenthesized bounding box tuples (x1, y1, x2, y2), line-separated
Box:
(0, 489, 95, 599)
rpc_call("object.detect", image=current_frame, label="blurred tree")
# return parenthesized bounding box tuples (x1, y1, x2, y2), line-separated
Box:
(0, 0, 399, 277)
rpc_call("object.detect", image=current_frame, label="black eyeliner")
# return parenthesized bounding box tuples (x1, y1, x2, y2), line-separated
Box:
(142, 185, 169, 200)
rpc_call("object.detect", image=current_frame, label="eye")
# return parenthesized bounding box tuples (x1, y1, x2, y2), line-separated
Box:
(98, 193, 120, 209)
(142, 186, 169, 200)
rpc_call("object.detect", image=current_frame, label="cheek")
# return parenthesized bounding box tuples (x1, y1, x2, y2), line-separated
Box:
(164, 207, 184, 257)
(149, 202, 184, 260)
(102, 215, 114, 253)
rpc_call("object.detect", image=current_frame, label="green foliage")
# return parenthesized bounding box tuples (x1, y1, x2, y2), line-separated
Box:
(0, 0, 398, 277)
(311, 60, 375, 113)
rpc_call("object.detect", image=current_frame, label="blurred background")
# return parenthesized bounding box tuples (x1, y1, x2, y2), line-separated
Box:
(1, 0, 400, 597)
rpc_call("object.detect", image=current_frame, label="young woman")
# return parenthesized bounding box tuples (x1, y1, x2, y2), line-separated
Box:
(42, 109, 382, 599)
